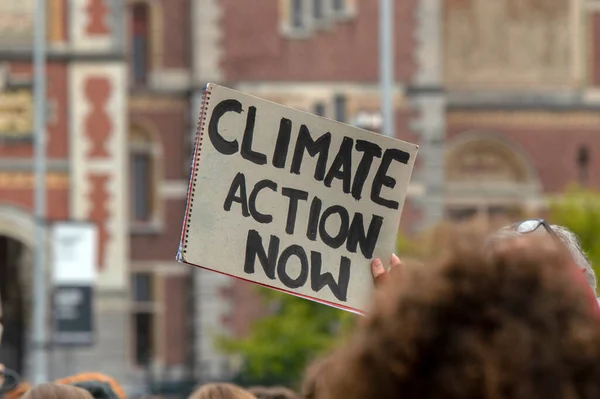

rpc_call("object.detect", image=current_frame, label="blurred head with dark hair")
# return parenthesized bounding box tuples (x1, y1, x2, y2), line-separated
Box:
(322, 233, 600, 399)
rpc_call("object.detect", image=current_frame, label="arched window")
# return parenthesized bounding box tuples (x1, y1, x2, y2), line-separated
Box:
(444, 135, 541, 226)
(129, 124, 161, 227)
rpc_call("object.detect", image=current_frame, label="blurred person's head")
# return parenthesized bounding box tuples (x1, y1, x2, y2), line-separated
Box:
(248, 386, 299, 399)
(321, 233, 600, 399)
(188, 383, 256, 399)
(55, 373, 126, 399)
(489, 219, 597, 291)
(22, 383, 93, 399)
(5, 381, 32, 399)
(300, 356, 331, 399)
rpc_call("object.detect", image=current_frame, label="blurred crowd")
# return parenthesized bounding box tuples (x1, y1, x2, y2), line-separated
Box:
(2, 218, 600, 398)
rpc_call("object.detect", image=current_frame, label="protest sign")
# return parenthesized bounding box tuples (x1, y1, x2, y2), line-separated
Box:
(177, 84, 418, 313)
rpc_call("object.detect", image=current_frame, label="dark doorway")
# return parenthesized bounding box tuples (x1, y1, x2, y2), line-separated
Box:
(0, 236, 26, 375)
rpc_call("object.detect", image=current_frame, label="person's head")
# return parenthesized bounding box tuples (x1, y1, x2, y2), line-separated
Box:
(54, 373, 126, 399)
(322, 233, 600, 399)
(188, 383, 256, 399)
(489, 219, 597, 291)
(5, 382, 32, 399)
(22, 383, 93, 399)
(300, 356, 331, 399)
(248, 386, 299, 399)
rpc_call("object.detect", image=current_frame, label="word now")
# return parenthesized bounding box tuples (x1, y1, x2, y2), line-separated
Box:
(209, 98, 411, 210)
(244, 230, 351, 301)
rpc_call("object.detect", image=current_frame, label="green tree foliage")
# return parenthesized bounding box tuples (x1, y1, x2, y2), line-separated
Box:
(219, 288, 355, 387)
(550, 187, 600, 293)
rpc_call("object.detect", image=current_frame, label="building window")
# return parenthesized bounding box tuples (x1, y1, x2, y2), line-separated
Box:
(129, 124, 161, 230)
(314, 102, 326, 117)
(313, 0, 325, 21)
(332, 0, 346, 12)
(132, 273, 154, 302)
(133, 312, 154, 366)
(131, 271, 157, 367)
(132, 153, 152, 222)
(130, 3, 150, 85)
(577, 144, 590, 186)
(334, 94, 347, 123)
(290, 0, 305, 28)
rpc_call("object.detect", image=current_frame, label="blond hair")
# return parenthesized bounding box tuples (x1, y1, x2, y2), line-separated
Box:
(22, 383, 93, 399)
(188, 383, 256, 399)
(488, 224, 597, 290)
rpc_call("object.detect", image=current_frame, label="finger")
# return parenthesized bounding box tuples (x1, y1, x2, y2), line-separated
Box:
(372, 258, 385, 278)
(372, 258, 388, 286)
(390, 253, 403, 270)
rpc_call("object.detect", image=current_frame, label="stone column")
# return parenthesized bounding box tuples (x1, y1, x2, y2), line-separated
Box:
(409, 0, 446, 231)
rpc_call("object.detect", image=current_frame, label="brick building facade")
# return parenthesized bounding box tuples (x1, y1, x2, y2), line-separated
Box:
(0, 0, 131, 388)
(0, 0, 195, 393)
(2, 0, 600, 393)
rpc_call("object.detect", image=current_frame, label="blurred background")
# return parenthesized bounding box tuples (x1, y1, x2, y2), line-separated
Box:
(1, 0, 600, 397)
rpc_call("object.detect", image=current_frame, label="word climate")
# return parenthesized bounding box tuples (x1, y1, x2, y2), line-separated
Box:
(209, 98, 411, 303)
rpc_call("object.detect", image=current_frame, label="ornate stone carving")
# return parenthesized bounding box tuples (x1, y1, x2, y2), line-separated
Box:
(85, 0, 110, 35)
(88, 174, 110, 270)
(444, 0, 573, 88)
(0, 0, 34, 43)
(446, 140, 530, 183)
(0, 90, 33, 135)
(85, 77, 112, 158)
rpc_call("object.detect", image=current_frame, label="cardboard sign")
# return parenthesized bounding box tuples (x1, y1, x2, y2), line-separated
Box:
(177, 84, 418, 313)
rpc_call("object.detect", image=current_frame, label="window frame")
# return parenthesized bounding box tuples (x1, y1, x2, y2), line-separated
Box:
(132, 311, 155, 367)
(132, 272, 154, 303)
(313, 102, 327, 118)
(129, 2, 151, 87)
(129, 123, 164, 234)
(131, 152, 153, 223)
(281, 0, 312, 38)
(334, 94, 347, 123)
(331, 0, 357, 21)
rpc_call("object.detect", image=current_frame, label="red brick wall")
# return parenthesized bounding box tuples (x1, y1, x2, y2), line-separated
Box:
(161, 0, 191, 69)
(591, 12, 600, 86)
(220, 0, 417, 82)
(448, 115, 600, 193)
(221, 280, 268, 338)
(131, 198, 186, 260)
(129, 100, 190, 261)
(164, 275, 188, 365)
(0, 60, 70, 224)
(130, 103, 188, 180)
(0, 187, 69, 220)
(1, 62, 68, 159)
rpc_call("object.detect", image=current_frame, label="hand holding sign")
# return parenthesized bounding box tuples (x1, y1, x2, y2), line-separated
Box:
(178, 84, 418, 313)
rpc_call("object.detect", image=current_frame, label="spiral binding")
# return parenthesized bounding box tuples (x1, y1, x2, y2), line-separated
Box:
(178, 84, 212, 261)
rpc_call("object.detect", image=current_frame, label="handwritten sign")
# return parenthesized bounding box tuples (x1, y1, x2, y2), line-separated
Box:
(178, 84, 418, 313)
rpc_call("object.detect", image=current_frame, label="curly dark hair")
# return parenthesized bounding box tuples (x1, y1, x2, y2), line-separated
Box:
(320, 234, 600, 399)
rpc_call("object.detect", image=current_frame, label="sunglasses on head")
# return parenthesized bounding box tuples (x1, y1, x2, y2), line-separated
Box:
(515, 219, 558, 238)
(515, 219, 589, 276)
